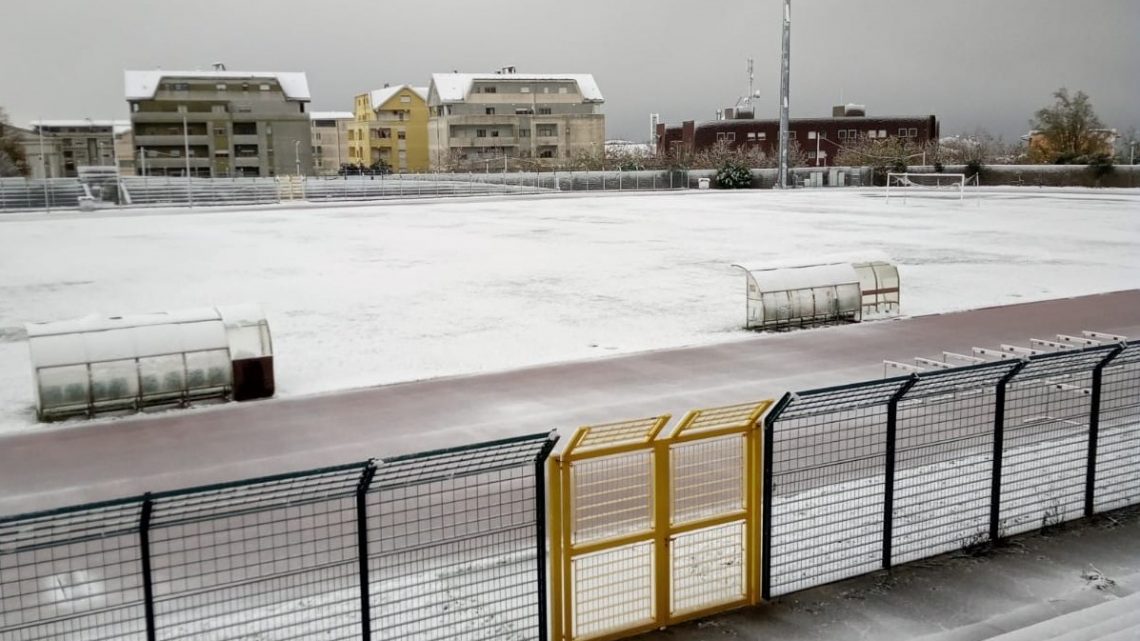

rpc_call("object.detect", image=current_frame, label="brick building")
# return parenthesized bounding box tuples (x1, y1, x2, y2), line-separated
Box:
(657, 105, 939, 167)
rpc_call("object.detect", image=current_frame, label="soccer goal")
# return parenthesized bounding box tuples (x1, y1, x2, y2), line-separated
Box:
(885, 172, 976, 201)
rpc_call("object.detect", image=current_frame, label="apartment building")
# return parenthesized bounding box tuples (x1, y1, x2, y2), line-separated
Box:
(29, 120, 130, 176)
(125, 70, 312, 177)
(347, 85, 429, 172)
(426, 70, 605, 169)
(309, 112, 352, 175)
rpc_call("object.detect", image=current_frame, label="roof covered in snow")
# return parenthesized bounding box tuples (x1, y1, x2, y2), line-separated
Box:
(309, 111, 354, 121)
(124, 70, 311, 101)
(429, 73, 604, 104)
(30, 119, 132, 134)
(367, 85, 427, 110)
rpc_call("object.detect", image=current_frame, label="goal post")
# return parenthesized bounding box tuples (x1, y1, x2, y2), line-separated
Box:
(885, 172, 969, 201)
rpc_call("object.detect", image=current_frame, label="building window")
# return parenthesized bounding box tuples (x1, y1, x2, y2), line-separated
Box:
(515, 108, 534, 115)
(909, 128, 918, 137)
(521, 87, 531, 93)
(491, 130, 500, 137)
(400, 95, 411, 103)
(868, 130, 877, 139)
(397, 130, 406, 140)
(558, 87, 568, 94)
(484, 86, 497, 94)
(259, 84, 271, 91)
(899, 128, 908, 137)
(214, 127, 226, 136)
(808, 151, 816, 159)
(537, 107, 552, 115)
(727, 132, 736, 141)
(838, 130, 847, 139)
(879, 129, 887, 137)
(485, 107, 496, 115)
(758, 132, 767, 140)
(808, 131, 816, 140)
(747, 132, 756, 140)
(519, 128, 530, 138)
(536, 124, 557, 137)
(476, 129, 487, 137)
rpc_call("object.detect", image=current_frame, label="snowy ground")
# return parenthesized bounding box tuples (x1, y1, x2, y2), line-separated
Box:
(0, 188, 1137, 432)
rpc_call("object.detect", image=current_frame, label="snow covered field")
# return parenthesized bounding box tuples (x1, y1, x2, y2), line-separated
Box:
(0, 188, 1137, 432)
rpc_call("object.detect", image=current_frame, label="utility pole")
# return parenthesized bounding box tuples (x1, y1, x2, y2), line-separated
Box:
(38, 120, 50, 212)
(181, 109, 194, 208)
(777, 0, 792, 189)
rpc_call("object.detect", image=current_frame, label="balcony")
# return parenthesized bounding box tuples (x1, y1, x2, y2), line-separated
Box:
(134, 134, 210, 146)
(451, 137, 518, 148)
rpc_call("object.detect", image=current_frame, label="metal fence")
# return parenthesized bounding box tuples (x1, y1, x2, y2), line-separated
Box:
(547, 401, 770, 641)
(0, 178, 87, 210)
(0, 433, 556, 641)
(762, 340, 1140, 599)
(0, 170, 697, 212)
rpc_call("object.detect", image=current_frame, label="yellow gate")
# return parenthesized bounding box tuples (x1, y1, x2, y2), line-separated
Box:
(549, 400, 770, 641)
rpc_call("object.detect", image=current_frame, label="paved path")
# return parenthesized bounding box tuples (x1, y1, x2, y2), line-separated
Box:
(1, 290, 1137, 516)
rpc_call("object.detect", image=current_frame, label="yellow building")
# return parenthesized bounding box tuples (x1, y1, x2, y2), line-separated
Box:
(347, 84, 429, 172)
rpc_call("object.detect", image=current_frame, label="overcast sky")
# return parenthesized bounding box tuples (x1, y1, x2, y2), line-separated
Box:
(2, 0, 1137, 143)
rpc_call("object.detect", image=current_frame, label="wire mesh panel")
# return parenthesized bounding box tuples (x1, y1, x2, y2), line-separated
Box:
(0, 499, 146, 641)
(1095, 342, 1140, 512)
(1000, 349, 1112, 536)
(571, 542, 654, 639)
(369, 433, 553, 641)
(766, 379, 907, 597)
(892, 362, 1017, 564)
(572, 451, 653, 544)
(147, 463, 367, 641)
(670, 521, 745, 614)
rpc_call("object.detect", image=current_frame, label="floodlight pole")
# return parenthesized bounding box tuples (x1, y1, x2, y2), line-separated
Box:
(777, 0, 792, 189)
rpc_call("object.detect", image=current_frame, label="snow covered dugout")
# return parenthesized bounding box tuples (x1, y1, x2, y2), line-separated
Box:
(26, 305, 274, 421)
(733, 259, 900, 330)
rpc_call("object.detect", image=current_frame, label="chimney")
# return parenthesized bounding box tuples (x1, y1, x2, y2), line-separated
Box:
(832, 105, 845, 117)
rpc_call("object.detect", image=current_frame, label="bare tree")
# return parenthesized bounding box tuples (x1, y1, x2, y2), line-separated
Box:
(0, 106, 29, 177)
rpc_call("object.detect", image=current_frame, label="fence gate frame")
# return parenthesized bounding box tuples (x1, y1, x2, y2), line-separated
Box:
(548, 400, 770, 641)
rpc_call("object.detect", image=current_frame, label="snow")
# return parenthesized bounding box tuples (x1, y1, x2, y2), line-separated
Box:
(123, 70, 311, 101)
(429, 73, 604, 103)
(367, 85, 427, 109)
(310, 111, 353, 120)
(0, 188, 1137, 431)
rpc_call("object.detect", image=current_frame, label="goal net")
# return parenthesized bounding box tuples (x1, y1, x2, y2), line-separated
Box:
(885, 172, 975, 201)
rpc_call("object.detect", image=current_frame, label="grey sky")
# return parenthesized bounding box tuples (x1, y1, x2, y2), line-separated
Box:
(2, 0, 1137, 143)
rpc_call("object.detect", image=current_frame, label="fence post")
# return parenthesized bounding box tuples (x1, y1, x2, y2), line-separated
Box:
(535, 435, 559, 641)
(991, 360, 1027, 542)
(1086, 345, 1125, 517)
(356, 461, 377, 641)
(761, 392, 793, 601)
(139, 494, 157, 641)
(882, 375, 918, 569)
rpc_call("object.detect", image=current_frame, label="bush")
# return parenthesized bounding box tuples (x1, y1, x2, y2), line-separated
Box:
(1087, 154, 1115, 184)
(964, 159, 984, 180)
(934, 161, 945, 173)
(715, 159, 752, 188)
